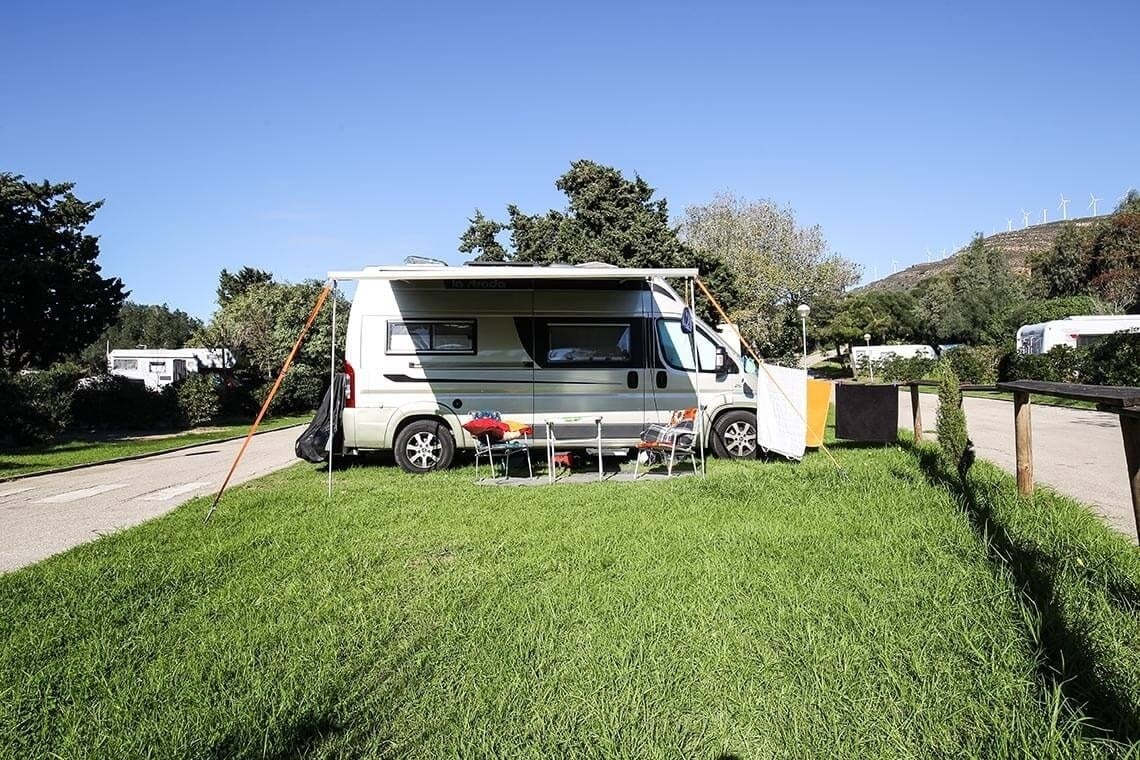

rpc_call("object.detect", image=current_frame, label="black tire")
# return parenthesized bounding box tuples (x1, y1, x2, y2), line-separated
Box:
(393, 419, 456, 473)
(711, 410, 758, 459)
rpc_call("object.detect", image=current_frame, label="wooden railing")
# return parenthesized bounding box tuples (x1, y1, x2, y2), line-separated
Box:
(901, 378, 1140, 542)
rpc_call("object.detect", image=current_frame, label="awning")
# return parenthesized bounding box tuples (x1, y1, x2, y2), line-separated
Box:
(326, 265, 700, 281)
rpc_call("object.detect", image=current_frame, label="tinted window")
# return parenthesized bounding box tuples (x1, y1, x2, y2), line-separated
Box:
(547, 323, 632, 365)
(387, 321, 475, 354)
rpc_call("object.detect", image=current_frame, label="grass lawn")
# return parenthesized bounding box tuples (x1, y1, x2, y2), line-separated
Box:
(1, 447, 1128, 758)
(0, 415, 310, 478)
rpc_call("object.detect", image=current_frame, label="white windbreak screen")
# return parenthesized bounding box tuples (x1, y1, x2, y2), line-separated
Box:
(756, 365, 807, 461)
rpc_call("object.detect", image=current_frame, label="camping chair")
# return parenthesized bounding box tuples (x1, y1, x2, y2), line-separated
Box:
(633, 408, 699, 478)
(466, 411, 534, 480)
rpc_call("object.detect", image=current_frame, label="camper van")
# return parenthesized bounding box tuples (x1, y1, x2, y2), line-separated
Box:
(108, 348, 235, 390)
(1015, 315, 1140, 355)
(331, 263, 760, 473)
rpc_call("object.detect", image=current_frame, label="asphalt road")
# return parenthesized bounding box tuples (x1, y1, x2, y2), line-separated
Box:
(898, 391, 1137, 540)
(0, 426, 303, 573)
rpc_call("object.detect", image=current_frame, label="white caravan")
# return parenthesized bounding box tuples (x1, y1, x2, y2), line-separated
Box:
(1015, 315, 1140, 355)
(331, 263, 760, 473)
(850, 344, 936, 368)
(108, 348, 235, 390)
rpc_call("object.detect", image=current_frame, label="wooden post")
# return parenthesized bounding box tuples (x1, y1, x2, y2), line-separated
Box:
(1118, 413, 1140, 543)
(1014, 391, 1033, 497)
(909, 383, 923, 443)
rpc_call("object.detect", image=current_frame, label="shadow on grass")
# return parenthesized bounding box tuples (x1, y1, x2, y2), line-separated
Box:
(901, 439, 1140, 744)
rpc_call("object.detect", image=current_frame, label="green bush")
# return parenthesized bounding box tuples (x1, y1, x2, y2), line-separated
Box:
(935, 360, 968, 476)
(999, 345, 1085, 383)
(71, 375, 181, 430)
(175, 374, 222, 426)
(874, 355, 937, 382)
(257, 364, 326, 416)
(1082, 331, 1140, 386)
(0, 363, 86, 444)
(943, 345, 1001, 384)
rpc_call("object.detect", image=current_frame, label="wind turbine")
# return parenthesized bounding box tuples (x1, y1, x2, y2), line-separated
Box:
(1007, 218, 1013, 232)
(926, 249, 932, 262)
(1042, 208, 1048, 224)
(1021, 209, 1030, 228)
(891, 258, 898, 274)
(1090, 193, 1103, 216)
(1059, 193, 1070, 220)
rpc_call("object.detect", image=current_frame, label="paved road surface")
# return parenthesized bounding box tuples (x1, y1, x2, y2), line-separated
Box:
(0, 427, 302, 573)
(898, 391, 1136, 540)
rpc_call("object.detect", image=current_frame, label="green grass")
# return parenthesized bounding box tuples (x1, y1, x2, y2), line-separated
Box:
(0, 415, 310, 478)
(1, 446, 1131, 758)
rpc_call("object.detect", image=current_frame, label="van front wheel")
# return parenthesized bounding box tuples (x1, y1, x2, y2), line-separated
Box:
(394, 420, 455, 473)
(712, 411, 758, 459)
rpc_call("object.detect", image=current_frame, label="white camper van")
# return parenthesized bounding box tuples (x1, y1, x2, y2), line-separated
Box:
(332, 263, 760, 472)
(1015, 315, 1140, 354)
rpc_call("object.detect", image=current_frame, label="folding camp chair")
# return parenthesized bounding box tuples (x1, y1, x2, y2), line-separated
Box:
(467, 411, 534, 480)
(633, 408, 699, 477)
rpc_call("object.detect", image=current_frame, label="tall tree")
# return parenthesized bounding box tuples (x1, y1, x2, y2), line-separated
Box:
(0, 173, 126, 371)
(459, 160, 690, 269)
(679, 193, 861, 357)
(217, 266, 274, 307)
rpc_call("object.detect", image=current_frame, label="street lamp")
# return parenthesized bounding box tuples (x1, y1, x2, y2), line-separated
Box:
(796, 304, 810, 366)
(863, 333, 873, 382)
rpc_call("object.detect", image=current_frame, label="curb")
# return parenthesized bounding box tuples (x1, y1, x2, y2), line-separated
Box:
(0, 423, 305, 484)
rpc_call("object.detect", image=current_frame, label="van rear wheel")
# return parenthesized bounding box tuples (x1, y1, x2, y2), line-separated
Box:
(712, 411, 758, 459)
(394, 420, 455, 473)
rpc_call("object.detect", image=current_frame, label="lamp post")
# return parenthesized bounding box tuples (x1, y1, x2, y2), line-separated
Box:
(796, 304, 810, 367)
(863, 333, 873, 383)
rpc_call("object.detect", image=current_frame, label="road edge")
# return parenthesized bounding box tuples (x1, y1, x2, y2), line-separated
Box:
(0, 423, 305, 484)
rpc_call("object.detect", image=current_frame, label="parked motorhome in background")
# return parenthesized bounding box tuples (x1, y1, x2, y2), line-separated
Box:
(1015, 315, 1140, 355)
(107, 348, 235, 390)
(850, 344, 937, 369)
(326, 263, 760, 473)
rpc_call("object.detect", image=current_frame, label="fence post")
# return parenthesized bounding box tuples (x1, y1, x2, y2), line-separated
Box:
(909, 382, 923, 443)
(1014, 391, 1033, 497)
(1118, 412, 1140, 543)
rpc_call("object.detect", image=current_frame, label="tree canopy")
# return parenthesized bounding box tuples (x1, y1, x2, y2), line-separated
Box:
(80, 302, 203, 370)
(0, 173, 126, 372)
(679, 193, 861, 356)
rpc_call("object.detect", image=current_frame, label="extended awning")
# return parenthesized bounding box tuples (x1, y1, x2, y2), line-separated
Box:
(326, 265, 700, 281)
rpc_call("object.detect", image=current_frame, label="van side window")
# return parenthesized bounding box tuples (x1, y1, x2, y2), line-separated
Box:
(387, 320, 476, 354)
(112, 359, 138, 370)
(545, 322, 634, 367)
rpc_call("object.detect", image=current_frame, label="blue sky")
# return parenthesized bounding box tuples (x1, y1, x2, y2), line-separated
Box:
(4, 0, 1139, 319)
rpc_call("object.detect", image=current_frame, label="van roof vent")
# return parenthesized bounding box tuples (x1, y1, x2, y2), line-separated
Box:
(403, 256, 448, 266)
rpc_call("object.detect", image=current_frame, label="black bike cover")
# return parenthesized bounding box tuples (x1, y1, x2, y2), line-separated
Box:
(295, 373, 347, 463)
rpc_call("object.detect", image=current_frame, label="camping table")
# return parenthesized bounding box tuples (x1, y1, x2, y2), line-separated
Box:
(544, 416, 604, 483)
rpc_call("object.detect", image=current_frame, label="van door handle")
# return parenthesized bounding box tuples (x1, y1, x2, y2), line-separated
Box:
(627, 371, 638, 389)
(656, 371, 667, 389)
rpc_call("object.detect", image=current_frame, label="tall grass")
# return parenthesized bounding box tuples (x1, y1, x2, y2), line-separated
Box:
(0, 451, 1129, 758)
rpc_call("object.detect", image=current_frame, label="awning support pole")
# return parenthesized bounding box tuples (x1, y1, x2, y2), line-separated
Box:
(328, 280, 338, 499)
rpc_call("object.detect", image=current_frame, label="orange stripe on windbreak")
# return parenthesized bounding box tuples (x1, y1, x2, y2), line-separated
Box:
(205, 284, 332, 522)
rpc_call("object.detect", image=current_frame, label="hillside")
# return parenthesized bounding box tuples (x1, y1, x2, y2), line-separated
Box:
(861, 216, 1100, 292)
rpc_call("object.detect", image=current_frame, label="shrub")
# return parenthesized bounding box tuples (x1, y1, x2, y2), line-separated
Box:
(0, 363, 86, 444)
(71, 375, 181, 430)
(935, 360, 968, 476)
(175, 373, 222, 426)
(943, 345, 1001, 385)
(1082, 332, 1140, 387)
(999, 345, 1085, 383)
(257, 364, 326, 416)
(874, 355, 937, 383)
